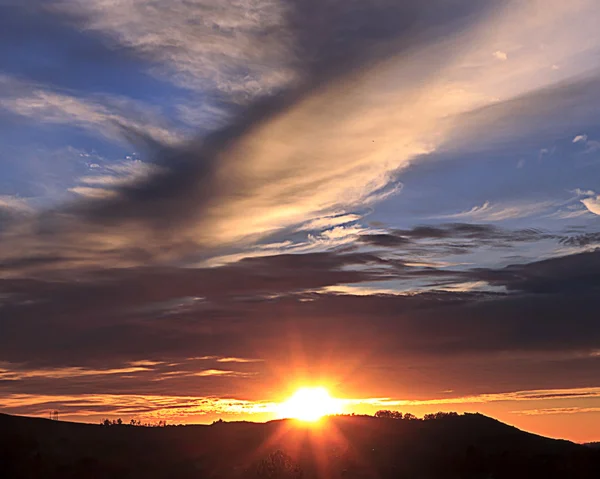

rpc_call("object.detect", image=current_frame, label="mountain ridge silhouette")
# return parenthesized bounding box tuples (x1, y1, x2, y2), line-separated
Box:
(1, 412, 599, 478)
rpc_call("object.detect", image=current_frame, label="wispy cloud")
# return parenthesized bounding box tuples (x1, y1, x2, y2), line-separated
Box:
(67, 187, 119, 199)
(0, 364, 153, 380)
(51, 0, 294, 101)
(0, 393, 275, 420)
(0, 196, 33, 214)
(192, 369, 256, 377)
(0, 196, 35, 232)
(572, 133, 600, 153)
(0, 75, 183, 145)
(216, 357, 264, 364)
(437, 200, 553, 221)
(545, 206, 591, 220)
(0, 358, 260, 387)
(348, 387, 600, 408)
(298, 213, 362, 231)
(515, 407, 600, 416)
(69, 159, 165, 199)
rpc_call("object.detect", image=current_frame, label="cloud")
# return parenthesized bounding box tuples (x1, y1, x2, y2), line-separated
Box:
(544, 207, 591, 220)
(0, 1, 493, 270)
(493, 50, 508, 61)
(0, 74, 183, 145)
(516, 406, 600, 416)
(0, 251, 388, 320)
(560, 232, 600, 247)
(48, 0, 600, 115)
(298, 213, 362, 231)
(1, 247, 599, 378)
(472, 249, 600, 294)
(444, 76, 600, 155)
(575, 186, 600, 215)
(0, 196, 32, 214)
(206, 222, 553, 276)
(67, 187, 119, 199)
(359, 223, 553, 251)
(571, 133, 600, 154)
(0, 393, 274, 421)
(192, 369, 255, 377)
(440, 197, 594, 223)
(69, 159, 165, 199)
(51, 0, 295, 101)
(0, 196, 34, 230)
(3, 0, 600, 274)
(78, 160, 162, 187)
(349, 386, 600, 408)
(360, 233, 413, 248)
(438, 200, 553, 221)
(0, 364, 152, 380)
(574, 188, 596, 197)
(216, 357, 263, 363)
(581, 195, 600, 215)
(584, 139, 600, 153)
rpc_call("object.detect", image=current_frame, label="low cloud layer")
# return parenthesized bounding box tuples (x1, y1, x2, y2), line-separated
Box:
(1, 240, 599, 402)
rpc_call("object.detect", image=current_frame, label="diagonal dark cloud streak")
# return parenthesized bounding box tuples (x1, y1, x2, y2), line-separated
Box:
(0, 0, 507, 273)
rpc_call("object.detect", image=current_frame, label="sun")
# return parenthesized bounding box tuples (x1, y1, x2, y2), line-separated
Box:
(276, 387, 343, 422)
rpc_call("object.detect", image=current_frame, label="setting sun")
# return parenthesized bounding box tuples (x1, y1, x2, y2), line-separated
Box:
(276, 387, 343, 422)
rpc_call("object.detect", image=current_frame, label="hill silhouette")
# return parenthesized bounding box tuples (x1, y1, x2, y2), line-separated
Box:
(1, 412, 599, 478)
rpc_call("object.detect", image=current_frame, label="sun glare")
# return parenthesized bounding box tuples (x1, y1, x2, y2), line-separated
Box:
(277, 387, 343, 422)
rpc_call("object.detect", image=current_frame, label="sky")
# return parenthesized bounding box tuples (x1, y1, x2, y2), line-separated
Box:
(0, 0, 600, 443)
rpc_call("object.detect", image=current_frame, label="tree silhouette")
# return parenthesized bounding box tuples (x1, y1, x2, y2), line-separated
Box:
(375, 410, 403, 419)
(423, 411, 458, 420)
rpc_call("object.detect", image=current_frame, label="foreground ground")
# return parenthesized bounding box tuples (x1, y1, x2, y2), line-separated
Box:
(1, 412, 599, 478)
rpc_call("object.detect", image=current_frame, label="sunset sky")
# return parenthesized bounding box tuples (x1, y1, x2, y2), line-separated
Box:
(1, 0, 600, 443)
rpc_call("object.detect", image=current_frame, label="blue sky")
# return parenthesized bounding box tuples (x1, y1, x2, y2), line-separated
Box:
(1, 0, 600, 441)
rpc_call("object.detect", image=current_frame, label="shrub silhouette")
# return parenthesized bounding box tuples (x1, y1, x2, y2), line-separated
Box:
(374, 410, 403, 419)
(246, 450, 302, 479)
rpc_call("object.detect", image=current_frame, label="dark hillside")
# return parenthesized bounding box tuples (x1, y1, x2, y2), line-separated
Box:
(1, 412, 598, 479)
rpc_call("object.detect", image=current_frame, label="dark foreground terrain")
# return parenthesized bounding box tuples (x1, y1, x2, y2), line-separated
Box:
(1, 412, 599, 478)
